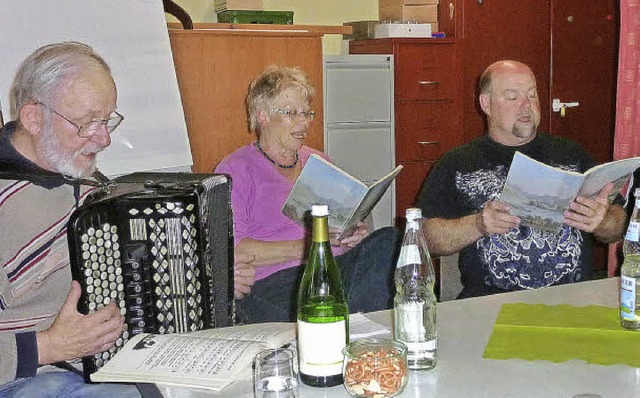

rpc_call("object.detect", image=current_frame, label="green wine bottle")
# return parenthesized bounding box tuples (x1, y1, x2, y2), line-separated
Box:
(297, 204, 349, 387)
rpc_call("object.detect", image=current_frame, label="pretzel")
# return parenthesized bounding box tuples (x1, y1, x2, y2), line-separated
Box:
(344, 347, 408, 397)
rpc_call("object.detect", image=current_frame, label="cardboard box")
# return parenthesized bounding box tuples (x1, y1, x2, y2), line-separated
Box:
(379, 0, 438, 8)
(214, 0, 263, 12)
(374, 22, 432, 38)
(216, 10, 293, 24)
(343, 21, 380, 40)
(379, 4, 438, 23)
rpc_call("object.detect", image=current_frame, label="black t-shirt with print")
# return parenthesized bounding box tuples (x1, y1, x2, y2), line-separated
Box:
(417, 133, 604, 298)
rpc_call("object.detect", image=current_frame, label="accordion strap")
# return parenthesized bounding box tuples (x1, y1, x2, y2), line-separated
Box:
(0, 160, 106, 187)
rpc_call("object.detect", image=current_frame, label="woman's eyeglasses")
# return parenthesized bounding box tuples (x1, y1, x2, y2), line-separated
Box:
(270, 108, 315, 121)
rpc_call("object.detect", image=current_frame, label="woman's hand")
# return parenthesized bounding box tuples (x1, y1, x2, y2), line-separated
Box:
(234, 252, 256, 299)
(330, 221, 370, 248)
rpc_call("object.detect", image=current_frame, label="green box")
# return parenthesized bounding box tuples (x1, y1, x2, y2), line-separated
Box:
(216, 10, 294, 25)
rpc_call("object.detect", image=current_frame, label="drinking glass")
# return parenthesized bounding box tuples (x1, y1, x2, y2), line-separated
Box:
(253, 347, 299, 398)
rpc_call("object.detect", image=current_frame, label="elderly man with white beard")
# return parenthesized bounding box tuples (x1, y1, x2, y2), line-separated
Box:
(0, 42, 140, 397)
(416, 60, 627, 299)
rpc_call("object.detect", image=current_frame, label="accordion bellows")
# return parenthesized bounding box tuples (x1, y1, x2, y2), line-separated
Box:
(67, 172, 234, 379)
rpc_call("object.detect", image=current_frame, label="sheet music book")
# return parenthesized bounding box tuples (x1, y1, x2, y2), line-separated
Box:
(500, 151, 640, 231)
(282, 154, 402, 240)
(91, 323, 295, 391)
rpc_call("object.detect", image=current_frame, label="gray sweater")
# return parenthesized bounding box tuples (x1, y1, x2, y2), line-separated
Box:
(0, 122, 94, 385)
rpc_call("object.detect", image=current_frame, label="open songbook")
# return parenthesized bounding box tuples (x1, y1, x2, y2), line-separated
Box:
(500, 151, 640, 232)
(90, 313, 390, 392)
(282, 154, 402, 240)
(90, 323, 295, 391)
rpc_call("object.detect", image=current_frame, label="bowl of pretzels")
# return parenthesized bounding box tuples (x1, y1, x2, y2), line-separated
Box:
(342, 337, 409, 398)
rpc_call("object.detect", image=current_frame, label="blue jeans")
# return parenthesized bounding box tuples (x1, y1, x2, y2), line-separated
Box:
(0, 371, 141, 398)
(237, 226, 401, 323)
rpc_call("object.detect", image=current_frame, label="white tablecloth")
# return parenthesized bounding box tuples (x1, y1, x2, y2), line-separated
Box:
(159, 278, 640, 398)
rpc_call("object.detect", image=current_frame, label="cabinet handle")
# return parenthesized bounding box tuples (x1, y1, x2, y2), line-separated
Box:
(417, 81, 440, 85)
(418, 141, 440, 145)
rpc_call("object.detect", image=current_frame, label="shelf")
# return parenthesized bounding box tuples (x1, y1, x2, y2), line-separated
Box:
(167, 22, 352, 36)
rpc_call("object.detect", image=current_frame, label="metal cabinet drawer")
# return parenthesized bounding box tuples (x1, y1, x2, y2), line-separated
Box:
(395, 101, 463, 161)
(396, 44, 456, 101)
(324, 57, 392, 123)
(326, 124, 394, 181)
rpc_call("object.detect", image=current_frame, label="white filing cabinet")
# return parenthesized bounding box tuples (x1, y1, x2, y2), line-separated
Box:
(323, 55, 396, 229)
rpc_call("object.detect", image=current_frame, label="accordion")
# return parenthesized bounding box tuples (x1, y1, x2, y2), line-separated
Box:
(67, 172, 234, 380)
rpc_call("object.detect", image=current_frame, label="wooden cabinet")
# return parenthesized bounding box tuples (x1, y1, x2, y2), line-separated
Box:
(168, 24, 350, 173)
(395, 101, 461, 161)
(395, 160, 436, 217)
(350, 38, 463, 219)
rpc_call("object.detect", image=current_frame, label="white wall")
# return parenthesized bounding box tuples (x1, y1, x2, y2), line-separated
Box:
(1, 1, 193, 176)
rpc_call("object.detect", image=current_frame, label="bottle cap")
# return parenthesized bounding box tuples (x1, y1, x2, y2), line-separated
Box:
(405, 207, 422, 221)
(311, 204, 329, 217)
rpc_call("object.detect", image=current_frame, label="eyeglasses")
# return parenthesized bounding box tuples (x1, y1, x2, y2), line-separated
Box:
(270, 108, 315, 121)
(37, 102, 124, 138)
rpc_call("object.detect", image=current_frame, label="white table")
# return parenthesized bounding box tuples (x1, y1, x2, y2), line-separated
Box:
(160, 278, 640, 397)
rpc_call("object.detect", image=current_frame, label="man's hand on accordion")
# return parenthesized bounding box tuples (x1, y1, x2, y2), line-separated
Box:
(234, 253, 256, 299)
(35, 281, 125, 365)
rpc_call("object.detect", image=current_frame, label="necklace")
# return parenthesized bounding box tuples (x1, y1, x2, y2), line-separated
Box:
(255, 141, 299, 169)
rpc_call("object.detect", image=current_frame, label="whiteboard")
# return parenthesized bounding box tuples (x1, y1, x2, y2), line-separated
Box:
(0, 0, 193, 176)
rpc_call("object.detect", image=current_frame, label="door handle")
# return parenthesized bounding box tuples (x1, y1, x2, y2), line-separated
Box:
(417, 81, 440, 86)
(552, 99, 579, 117)
(418, 141, 440, 145)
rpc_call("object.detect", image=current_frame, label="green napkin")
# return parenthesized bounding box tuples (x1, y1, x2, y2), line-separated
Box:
(483, 303, 640, 367)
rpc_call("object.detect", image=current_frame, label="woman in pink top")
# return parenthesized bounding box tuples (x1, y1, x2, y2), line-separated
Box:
(215, 66, 400, 324)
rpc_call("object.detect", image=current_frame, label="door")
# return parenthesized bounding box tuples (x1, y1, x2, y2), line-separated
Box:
(550, 0, 619, 273)
(460, 0, 552, 143)
(550, 0, 619, 164)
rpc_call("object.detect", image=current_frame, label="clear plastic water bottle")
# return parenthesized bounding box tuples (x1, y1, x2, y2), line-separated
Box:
(393, 208, 437, 369)
(621, 189, 640, 330)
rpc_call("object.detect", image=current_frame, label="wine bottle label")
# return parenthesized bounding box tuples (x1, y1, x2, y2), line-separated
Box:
(297, 320, 346, 376)
(620, 275, 638, 321)
(397, 244, 420, 268)
(625, 221, 640, 242)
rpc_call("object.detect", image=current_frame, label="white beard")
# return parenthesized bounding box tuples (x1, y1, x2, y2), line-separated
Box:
(36, 122, 100, 178)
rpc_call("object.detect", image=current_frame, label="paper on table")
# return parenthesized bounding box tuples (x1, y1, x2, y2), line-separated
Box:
(349, 312, 392, 340)
(91, 322, 296, 391)
(483, 303, 640, 367)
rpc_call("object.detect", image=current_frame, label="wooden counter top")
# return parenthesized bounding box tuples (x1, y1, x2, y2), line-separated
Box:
(167, 22, 352, 36)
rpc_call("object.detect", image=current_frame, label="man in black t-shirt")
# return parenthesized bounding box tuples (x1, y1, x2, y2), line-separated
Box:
(417, 60, 627, 298)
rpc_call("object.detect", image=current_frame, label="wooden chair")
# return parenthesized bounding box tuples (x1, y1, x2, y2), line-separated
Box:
(438, 253, 462, 301)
